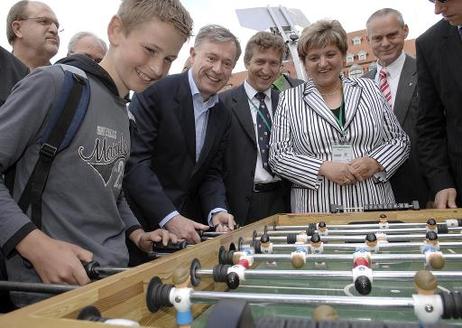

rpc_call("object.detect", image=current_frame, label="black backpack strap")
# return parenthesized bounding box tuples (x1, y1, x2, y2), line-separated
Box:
(17, 67, 89, 228)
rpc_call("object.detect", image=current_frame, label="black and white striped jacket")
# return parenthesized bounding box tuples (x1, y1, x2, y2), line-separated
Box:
(269, 76, 410, 213)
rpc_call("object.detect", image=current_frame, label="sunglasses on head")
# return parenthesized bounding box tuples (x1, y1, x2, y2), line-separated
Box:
(429, 0, 449, 3)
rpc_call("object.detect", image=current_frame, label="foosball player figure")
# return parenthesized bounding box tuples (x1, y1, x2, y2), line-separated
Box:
(378, 213, 389, 229)
(260, 232, 272, 254)
(364, 232, 379, 253)
(310, 233, 326, 268)
(172, 267, 193, 328)
(414, 270, 438, 295)
(426, 218, 438, 232)
(425, 251, 445, 270)
(352, 250, 373, 295)
(317, 221, 328, 236)
(291, 242, 309, 269)
(309, 233, 323, 254)
(312, 305, 338, 321)
(421, 231, 440, 254)
(375, 231, 388, 245)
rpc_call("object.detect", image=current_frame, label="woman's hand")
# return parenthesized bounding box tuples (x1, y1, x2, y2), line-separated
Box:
(349, 157, 383, 182)
(319, 161, 357, 186)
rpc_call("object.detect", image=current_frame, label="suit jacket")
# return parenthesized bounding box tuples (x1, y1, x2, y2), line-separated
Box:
(416, 19, 462, 205)
(364, 55, 430, 206)
(220, 85, 289, 225)
(269, 76, 410, 213)
(0, 46, 29, 106)
(124, 72, 231, 229)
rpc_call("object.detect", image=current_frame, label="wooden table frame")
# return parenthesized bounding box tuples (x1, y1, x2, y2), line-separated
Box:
(1, 209, 461, 327)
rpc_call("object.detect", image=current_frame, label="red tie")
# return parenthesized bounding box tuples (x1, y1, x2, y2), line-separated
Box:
(379, 67, 392, 108)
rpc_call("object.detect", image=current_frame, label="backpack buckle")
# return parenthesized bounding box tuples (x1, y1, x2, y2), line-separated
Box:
(40, 143, 58, 159)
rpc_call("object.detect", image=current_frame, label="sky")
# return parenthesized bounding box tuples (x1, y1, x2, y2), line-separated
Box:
(0, 0, 441, 73)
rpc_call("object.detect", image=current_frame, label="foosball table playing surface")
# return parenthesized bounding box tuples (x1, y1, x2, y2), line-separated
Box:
(1, 209, 462, 328)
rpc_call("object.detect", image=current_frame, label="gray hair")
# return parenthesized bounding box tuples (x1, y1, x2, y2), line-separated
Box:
(6, 0, 29, 44)
(67, 31, 107, 56)
(194, 24, 242, 63)
(366, 8, 405, 31)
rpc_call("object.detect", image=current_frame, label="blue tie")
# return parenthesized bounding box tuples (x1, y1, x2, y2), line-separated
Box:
(255, 92, 272, 175)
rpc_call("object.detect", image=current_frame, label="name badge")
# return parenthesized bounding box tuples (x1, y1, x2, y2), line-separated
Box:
(332, 144, 353, 163)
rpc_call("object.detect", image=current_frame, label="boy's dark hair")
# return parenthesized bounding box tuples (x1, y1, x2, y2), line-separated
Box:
(117, 0, 193, 40)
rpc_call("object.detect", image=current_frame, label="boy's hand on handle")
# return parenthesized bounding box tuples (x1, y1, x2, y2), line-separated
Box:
(16, 229, 92, 286)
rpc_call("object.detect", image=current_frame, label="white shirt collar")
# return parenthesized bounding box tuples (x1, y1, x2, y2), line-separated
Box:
(376, 52, 406, 79)
(243, 80, 272, 101)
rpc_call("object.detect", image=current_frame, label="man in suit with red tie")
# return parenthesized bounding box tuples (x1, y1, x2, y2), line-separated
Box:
(416, 0, 462, 208)
(364, 8, 430, 207)
(220, 32, 290, 226)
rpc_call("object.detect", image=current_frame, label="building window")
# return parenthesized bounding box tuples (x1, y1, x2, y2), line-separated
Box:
(358, 51, 367, 61)
(346, 53, 354, 64)
(352, 36, 361, 45)
(349, 64, 363, 78)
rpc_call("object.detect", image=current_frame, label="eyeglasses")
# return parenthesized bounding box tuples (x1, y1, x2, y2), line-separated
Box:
(19, 17, 63, 32)
(429, 0, 449, 3)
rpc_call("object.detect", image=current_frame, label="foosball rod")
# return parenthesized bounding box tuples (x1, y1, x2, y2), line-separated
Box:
(259, 227, 462, 236)
(0, 281, 77, 294)
(147, 276, 461, 323)
(241, 241, 462, 252)
(269, 218, 462, 231)
(194, 268, 462, 281)
(222, 252, 462, 263)
(266, 233, 462, 243)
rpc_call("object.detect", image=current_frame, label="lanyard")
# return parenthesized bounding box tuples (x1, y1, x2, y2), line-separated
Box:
(333, 101, 345, 129)
(247, 94, 272, 132)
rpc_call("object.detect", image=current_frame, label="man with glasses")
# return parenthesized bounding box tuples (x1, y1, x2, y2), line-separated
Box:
(6, 0, 60, 69)
(67, 32, 107, 63)
(416, 0, 462, 208)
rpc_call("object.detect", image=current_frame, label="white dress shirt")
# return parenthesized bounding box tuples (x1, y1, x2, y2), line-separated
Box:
(243, 80, 278, 184)
(374, 52, 406, 110)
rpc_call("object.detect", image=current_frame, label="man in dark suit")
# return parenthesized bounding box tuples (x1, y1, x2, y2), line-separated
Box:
(124, 25, 238, 245)
(416, 0, 462, 208)
(0, 46, 29, 106)
(220, 32, 289, 226)
(364, 8, 430, 207)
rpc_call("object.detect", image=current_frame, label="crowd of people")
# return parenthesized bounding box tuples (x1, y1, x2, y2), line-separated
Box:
(0, 0, 461, 311)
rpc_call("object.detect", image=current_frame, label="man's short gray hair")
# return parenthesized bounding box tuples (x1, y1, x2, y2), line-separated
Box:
(366, 8, 405, 32)
(67, 31, 107, 56)
(194, 24, 242, 63)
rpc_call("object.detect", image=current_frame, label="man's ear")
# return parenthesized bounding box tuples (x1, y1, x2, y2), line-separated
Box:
(107, 15, 123, 46)
(11, 21, 23, 39)
(403, 24, 409, 39)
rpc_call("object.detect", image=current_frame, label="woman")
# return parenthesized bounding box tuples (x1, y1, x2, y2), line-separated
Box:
(269, 20, 410, 213)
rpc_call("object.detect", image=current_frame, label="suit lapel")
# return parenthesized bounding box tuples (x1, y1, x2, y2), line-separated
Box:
(176, 73, 196, 162)
(442, 24, 462, 92)
(303, 81, 342, 133)
(394, 55, 416, 126)
(342, 78, 361, 130)
(271, 89, 279, 115)
(232, 85, 257, 145)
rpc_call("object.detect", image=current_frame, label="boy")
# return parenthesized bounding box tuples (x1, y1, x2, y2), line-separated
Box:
(0, 0, 193, 307)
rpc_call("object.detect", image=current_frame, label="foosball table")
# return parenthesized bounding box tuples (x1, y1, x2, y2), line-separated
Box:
(1, 208, 462, 327)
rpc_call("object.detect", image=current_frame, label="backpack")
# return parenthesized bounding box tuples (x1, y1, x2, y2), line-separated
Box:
(1, 64, 90, 311)
(8, 64, 91, 228)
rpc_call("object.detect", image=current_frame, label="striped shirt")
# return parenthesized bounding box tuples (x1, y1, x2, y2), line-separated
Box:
(269, 76, 410, 213)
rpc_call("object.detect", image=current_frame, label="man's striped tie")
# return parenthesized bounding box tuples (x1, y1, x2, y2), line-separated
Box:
(379, 67, 392, 109)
